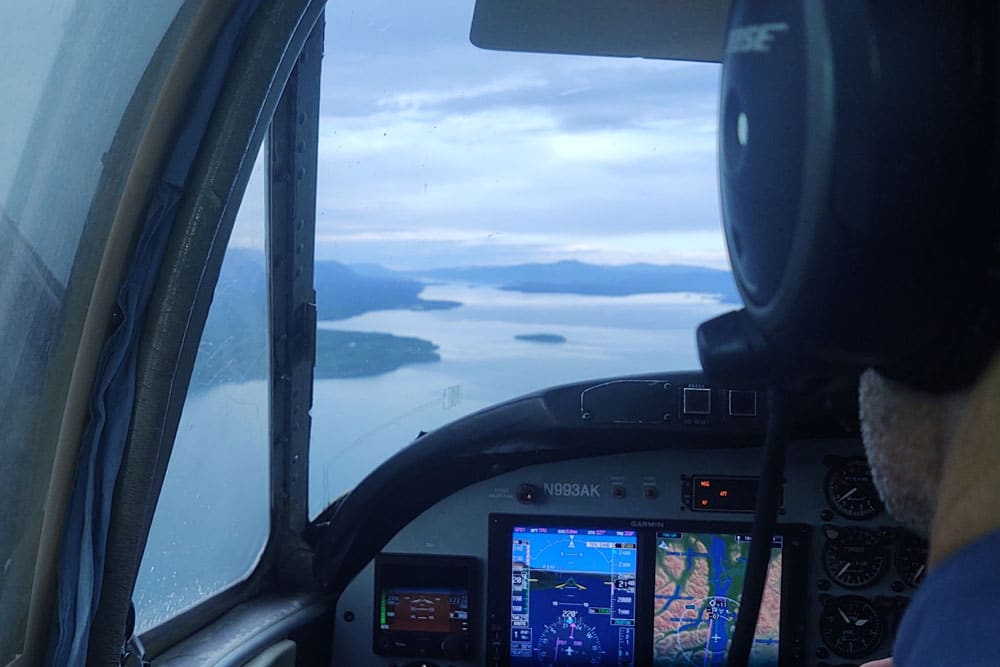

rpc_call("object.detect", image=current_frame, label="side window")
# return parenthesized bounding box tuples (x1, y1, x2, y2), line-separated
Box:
(132, 148, 269, 632)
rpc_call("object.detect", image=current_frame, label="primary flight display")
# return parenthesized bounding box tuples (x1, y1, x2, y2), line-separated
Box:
(509, 525, 638, 665)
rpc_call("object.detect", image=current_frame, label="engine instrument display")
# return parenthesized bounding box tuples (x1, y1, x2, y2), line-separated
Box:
(373, 554, 477, 659)
(487, 515, 808, 666)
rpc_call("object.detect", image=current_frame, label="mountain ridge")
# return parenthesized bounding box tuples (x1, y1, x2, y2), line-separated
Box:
(387, 259, 739, 302)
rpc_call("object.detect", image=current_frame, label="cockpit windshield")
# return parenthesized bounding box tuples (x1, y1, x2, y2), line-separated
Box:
(275, 1, 734, 514)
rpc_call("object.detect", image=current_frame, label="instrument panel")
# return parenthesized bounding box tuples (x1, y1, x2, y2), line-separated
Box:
(331, 438, 925, 666)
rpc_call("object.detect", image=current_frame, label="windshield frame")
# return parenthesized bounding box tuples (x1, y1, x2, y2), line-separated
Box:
(128, 2, 327, 656)
(0, 1, 210, 661)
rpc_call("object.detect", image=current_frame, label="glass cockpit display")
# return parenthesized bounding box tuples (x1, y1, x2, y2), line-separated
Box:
(652, 531, 782, 666)
(373, 554, 477, 659)
(488, 515, 806, 666)
(509, 525, 638, 666)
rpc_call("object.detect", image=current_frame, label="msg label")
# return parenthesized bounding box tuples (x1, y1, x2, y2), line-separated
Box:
(543, 482, 600, 498)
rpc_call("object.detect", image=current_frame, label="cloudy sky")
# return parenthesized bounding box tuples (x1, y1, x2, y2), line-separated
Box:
(235, 0, 727, 270)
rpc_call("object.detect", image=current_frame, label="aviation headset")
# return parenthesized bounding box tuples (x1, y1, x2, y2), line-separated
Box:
(698, 1, 1000, 393)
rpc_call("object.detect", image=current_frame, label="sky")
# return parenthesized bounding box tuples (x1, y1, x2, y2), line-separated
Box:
(233, 0, 729, 270)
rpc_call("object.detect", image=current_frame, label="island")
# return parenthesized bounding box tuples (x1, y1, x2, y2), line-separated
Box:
(515, 333, 567, 344)
(315, 329, 440, 378)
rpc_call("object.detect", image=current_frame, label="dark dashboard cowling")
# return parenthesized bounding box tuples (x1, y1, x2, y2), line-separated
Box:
(310, 372, 856, 595)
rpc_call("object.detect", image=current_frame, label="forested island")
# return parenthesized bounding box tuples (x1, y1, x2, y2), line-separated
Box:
(315, 329, 439, 378)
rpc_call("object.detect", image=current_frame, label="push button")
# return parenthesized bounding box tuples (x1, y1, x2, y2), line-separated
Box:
(727, 389, 757, 417)
(682, 387, 712, 415)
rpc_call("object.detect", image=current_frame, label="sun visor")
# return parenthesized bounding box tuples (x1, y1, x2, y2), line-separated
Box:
(470, 0, 730, 62)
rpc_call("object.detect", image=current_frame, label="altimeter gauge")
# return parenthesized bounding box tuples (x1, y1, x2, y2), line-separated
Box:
(822, 526, 888, 588)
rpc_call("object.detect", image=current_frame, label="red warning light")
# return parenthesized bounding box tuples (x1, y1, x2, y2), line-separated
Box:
(699, 480, 711, 488)
(719, 490, 729, 498)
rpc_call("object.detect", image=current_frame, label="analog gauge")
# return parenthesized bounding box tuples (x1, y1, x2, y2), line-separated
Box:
(535, 610, 604, 666)
(822, 526, 888, 588)
(819, 595, 884, 660)
(895, 530, 929, 588)
(824, 458, 883, 520)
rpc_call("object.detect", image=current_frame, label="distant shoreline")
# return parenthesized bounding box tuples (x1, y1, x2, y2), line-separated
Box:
(403, 260, 740, 304)
(515, 333, 566, 344)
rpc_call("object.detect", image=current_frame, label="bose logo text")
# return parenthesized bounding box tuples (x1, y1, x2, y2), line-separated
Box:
(543, 482, 601, 498)
(726, 22, 790, 55)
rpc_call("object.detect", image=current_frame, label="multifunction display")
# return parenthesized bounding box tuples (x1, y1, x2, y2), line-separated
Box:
(488, 515, 807, 667)
(509, 525, 638, 665)
(653, 531, 782, 665)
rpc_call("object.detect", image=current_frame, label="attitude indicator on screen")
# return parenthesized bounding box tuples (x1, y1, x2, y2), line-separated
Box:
(509, 525, 638, 666)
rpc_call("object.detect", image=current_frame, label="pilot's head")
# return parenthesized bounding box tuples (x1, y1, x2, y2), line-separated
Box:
(699, 3, 1000, 539)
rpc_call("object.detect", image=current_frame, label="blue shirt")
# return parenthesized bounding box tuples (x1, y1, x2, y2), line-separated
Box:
(894, 529, 1000, 666)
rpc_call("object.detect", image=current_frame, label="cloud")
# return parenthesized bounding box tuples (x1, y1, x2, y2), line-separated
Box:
(375, 72, 549, 110)
(231, 1, 727, 271)
(313, 99, 720, 245)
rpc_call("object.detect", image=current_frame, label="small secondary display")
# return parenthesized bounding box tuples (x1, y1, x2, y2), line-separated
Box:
(373, 554, 476, 659)
(653, 531, 782, 666)
(510, 525, 638, 666)
(379, 587, 468, 635)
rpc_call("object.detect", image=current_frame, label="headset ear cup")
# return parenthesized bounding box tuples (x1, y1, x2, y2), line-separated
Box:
(704, 1, 1000, 391)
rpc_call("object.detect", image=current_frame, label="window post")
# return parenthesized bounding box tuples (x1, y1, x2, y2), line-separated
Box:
(266, 13, 323, 570)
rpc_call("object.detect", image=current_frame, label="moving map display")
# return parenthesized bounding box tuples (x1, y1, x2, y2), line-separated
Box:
(509, 525, 638, 666)
(653, 531, 782, 666)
